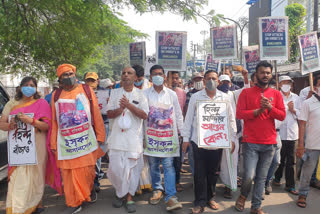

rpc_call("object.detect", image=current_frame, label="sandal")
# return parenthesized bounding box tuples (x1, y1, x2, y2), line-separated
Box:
(208, 199, 219, 210)
(223, 187, 232, 199)
(176, 183, 184, 192)
(285, 187, 298, 195)
(273, 180, 281, 186)
(235, 194, 246, 212)
(125, 201, 136, 213)
(191, 206, 204, 213)
(296, 195, 307, 208)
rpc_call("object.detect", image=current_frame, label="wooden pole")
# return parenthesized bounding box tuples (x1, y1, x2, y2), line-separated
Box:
(309, 72, 314, 91)
(274, 60, 279, 90)
(223, 61, 226, 74)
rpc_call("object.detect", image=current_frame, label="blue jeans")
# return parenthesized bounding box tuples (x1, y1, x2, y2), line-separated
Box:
(299, 150, 320, 197)
(240, 143, 275, 209)
(266, 133, 282, 185)
(148, 156, 176, 202)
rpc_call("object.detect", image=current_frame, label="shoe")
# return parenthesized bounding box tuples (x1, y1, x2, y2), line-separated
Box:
(176, 183, 184, 192)
(265, 182, 272, 195)
(125, 201, 136, 213)
(149, 190, 163, 205)
(166, 196, 182, 211)
(89, 188, 97, 203)
(95, 185, 100, 193)
(310, 181, 320, 189)
(261, 191, 265, 200)
(223, 186, 232, 199)
(32, 208, 45, 214)
(62, 206, 82, 214)
(112, 197, 124, 208)
(250, 208, 265, 214)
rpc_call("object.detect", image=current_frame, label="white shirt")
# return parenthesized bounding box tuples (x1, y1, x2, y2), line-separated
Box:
(107, 87, 149, 153)
(182, 89, 237, 147)
(299, 95, 320, 150)
(279, 91, 300, 141)
(299, 86, 320, 102)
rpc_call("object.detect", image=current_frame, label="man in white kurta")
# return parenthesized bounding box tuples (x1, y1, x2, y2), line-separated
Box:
(106, 66, 149, 213)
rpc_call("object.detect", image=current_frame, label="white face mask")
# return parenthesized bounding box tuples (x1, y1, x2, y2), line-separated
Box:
(281, 84, 291, 93)
(194, 81, 204, 90)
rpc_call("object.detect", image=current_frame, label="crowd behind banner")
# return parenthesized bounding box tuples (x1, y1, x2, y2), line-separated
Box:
(1, 60, 320, 214)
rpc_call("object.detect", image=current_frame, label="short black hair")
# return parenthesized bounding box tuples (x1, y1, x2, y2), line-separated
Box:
(204, 70, 218, 78)
(256, 61, 273, 72)
(171, 71, 180, 76)
(132, 65, 144, 78)
(250, 72, 256, 81)
(150, 64, 165, 75)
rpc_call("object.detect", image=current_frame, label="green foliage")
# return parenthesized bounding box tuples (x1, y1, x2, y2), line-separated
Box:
(0, 0, 213, 80)
(285, 3, 306, 63)
(77, 44, 129, 81)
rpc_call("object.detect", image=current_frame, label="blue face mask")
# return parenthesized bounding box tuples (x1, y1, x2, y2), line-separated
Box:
(134, 79, 144, 87)
(217, 83, 230, 93)
(152, 76, 164, 86)
(21, 86, 36, 97)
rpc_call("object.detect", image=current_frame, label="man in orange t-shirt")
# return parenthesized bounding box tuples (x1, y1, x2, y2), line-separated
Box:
(50, 64, 105, 214)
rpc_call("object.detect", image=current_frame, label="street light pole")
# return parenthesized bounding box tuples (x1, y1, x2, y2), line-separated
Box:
(200, 30, 208, 60)
(222, 17, 248, 66)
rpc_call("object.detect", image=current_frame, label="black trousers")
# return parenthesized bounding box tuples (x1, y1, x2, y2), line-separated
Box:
(275, 140, 297, 188)
(191, 142, 222, 207)
(173, 137, 183, 184)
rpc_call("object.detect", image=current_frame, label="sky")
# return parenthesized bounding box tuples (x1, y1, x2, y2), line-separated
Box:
(119, 0, 251, 58)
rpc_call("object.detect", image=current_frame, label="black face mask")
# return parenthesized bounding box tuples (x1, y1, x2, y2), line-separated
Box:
(61, 76, 76, 86)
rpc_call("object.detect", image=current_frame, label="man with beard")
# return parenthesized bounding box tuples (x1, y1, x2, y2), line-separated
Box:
(235, 61, 286, 214)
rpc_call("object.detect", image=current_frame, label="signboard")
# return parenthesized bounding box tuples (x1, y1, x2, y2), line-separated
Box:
(197, 101, 231, 149)
(8, 113, 37, 166)
(298, 31, 320, 75)
(211, 25, 238, 59)
(243, 45, 260, 74)
(205, 54, 220, 72)
(156, 31, 187, 71)
(144, 56, 156, 77)
(129, 42, 146, 66)
(259, 16, 289, 60)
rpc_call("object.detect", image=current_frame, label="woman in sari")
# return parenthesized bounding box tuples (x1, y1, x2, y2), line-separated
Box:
(0, 77, 62, 214)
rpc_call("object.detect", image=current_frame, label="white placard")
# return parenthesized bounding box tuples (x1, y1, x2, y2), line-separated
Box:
(96, 90, 110, 115)
(197, 101, 231, 149)
(8, 113, 37, 166)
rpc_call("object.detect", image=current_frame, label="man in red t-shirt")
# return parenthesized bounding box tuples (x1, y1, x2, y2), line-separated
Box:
(234, 61, 286, 214)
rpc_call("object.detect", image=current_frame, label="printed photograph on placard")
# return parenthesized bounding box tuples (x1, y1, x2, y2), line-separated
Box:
(259, 16, 289, 60)
(298, 32, 320, 75)
(197, 101, 231, 149)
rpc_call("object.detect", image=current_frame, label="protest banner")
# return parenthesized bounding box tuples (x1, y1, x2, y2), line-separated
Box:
(211, 25, 238, 60)
(156, 31, 187, 71)
(205, 54, 220, 72)
(243, 45, 260, 74)
(144, 56, 156, 77)
(129, 42, 146, 66)
(144, 103, 179, 157)
(298, 31, 320, 75)
(259, 16, 289, 60)
(8, 113, 37, 166)
(197, 101, 231, 149)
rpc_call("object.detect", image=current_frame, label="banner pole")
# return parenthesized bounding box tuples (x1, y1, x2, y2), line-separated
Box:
(274, 60, 279, 90)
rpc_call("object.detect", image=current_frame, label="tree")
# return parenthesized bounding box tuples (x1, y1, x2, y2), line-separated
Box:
(0, 0, 221, 79)
(285, 3, 306, 63)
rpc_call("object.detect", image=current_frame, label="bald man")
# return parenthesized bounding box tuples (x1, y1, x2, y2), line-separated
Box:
(107, 67, 149, 213)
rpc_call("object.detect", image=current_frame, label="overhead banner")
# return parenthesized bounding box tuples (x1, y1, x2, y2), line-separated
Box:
(8, 113, 37, 166)
(259, 16, 289, 60)
(205, 54, 220, 72)
(211, 25, 238, 59)
(197, 101, 231, 149)
(298, 32, 320, 75)
(243, 45, 260, 74)
(129, 42, 146, 66)
(156, 31, 187, 71)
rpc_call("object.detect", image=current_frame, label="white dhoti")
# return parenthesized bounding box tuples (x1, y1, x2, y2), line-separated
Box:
(220, 137, 239, 191)
(107, 150, 144, 198)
